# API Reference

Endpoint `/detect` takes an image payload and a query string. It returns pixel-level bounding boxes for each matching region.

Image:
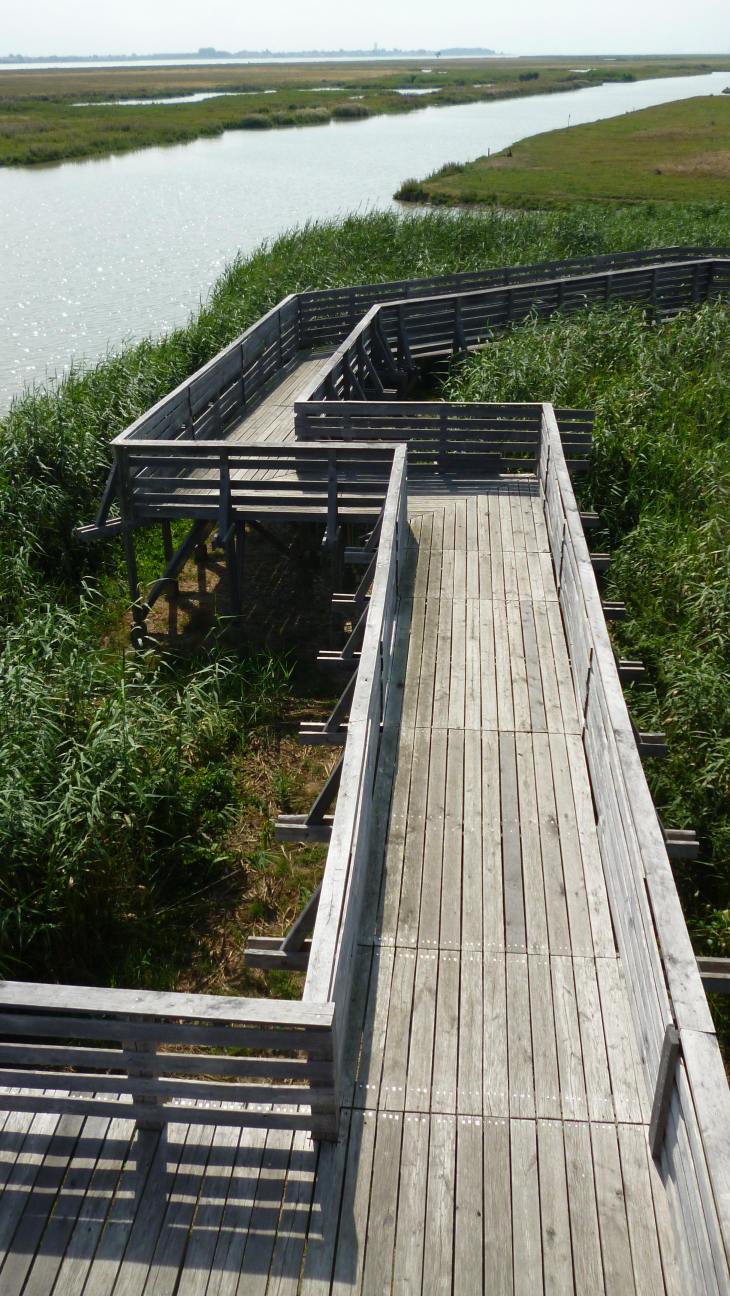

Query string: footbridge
[1,247,730,1293]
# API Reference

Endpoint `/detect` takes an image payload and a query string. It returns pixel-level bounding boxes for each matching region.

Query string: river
[1,69,729,410]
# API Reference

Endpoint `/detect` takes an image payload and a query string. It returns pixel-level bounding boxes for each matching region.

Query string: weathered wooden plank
[591,1121,637,1296]
[455,1116,484,1296]
[462,728,483,952]
[441,729,464,950]
[595,957,646,1126]
[551,956,588,1122]
[537,1119,574,1296]
[432,952,460,1113]
[0,1110,72,1271]
[563,1120,606,1295]
[482,1117,513,1294]
[617,1123,667,1296]
[360,1112,402,1294]
[507,955,535,1120]
[528,955,561,1121]
[479,599,498,730]
[14,1114,114,1296]
[515,733,549,956]
[573,958,614,1123]
[391,1113,430,1295]
[418,727,448,950]
[532,734,572,957]
[482,730,504,953]
[229,1125,295,1295]
[299,1110,349,1296]
[380,949,416,1112]
[424,1114,456,1296]
[501,733,526,954]
[142,1119,218,1296]
[405,951,439,1114]
[396,726,431,948]
[330,1109,377,1296]
[354,946,395,1112]
[511,1120,543,1296]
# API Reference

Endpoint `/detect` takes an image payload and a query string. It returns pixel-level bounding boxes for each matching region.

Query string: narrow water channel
[1,69,729,409]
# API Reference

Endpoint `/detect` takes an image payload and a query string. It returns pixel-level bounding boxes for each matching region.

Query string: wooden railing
[302,445,408,1086]
[117,294,300,446]
[0,446,407,1142]
[539,404,730,1294]
[298,245,730,348]
[0,985,336,1135]
[296,258,730,407]
[296,399,594,475]
[113,440,395,527]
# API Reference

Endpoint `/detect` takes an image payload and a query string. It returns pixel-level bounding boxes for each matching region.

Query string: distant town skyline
[0,0,728,59]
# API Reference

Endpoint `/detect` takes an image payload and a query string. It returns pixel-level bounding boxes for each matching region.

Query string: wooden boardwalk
[0,484,684,1295]
[226,351,330,446]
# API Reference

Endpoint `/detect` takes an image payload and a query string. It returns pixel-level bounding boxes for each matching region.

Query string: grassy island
[2,205,730,1049]
[1,55,729,167]
[396,94,730,208]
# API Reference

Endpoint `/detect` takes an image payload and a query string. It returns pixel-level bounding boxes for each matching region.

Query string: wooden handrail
[296,258,729,408]
[303,445,408,1096]
[539,403,730,1294]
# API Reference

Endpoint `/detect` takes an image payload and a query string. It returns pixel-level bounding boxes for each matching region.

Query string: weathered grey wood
[0,982,332,1026]
[649,1025,682,1158]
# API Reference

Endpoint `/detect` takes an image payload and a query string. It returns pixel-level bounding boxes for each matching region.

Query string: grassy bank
[3,203,730,994]
[2,55,729,167]
[396,95,730,208]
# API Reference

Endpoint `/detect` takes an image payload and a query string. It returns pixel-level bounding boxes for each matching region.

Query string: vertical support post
[651,267,659,316]
[649,1024,681,1158]
[161,521,174,565]
[331,526,345,595]
[325,450,339,550]
[160,521,177,599]
[123,531,145,636]
[439,406,449,477]
[124,1037,164,1131]
[233,520,245,614]
[605,274,612,306]
[453,297,467,355]
[704,262,716,302]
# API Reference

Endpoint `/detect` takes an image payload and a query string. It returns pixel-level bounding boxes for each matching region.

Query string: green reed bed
[2,203,730,987]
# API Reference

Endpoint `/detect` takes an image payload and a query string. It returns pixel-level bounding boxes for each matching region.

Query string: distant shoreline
[0,48,499,67]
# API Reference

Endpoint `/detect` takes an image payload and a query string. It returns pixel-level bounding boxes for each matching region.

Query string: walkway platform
[0,486,682,1295]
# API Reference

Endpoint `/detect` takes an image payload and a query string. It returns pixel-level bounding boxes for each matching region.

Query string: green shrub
[332,103,370,119]
[394,179,431,203]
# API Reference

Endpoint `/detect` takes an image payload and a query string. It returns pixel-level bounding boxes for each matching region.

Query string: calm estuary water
[1,70,729,409]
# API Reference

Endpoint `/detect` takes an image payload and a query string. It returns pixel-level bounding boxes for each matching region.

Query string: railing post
[453,297,467,354]
[649,1024,680,1158]
[326,450,339,550]
[439,407,449,476]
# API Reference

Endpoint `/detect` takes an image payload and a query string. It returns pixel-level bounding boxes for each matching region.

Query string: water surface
[2,69,729,409]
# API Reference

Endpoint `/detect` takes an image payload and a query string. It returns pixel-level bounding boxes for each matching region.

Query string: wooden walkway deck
[226,351,330,446]
[0,483,684,1295]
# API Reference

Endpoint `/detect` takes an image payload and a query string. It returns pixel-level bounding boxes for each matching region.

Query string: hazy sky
[1,0,728,58]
